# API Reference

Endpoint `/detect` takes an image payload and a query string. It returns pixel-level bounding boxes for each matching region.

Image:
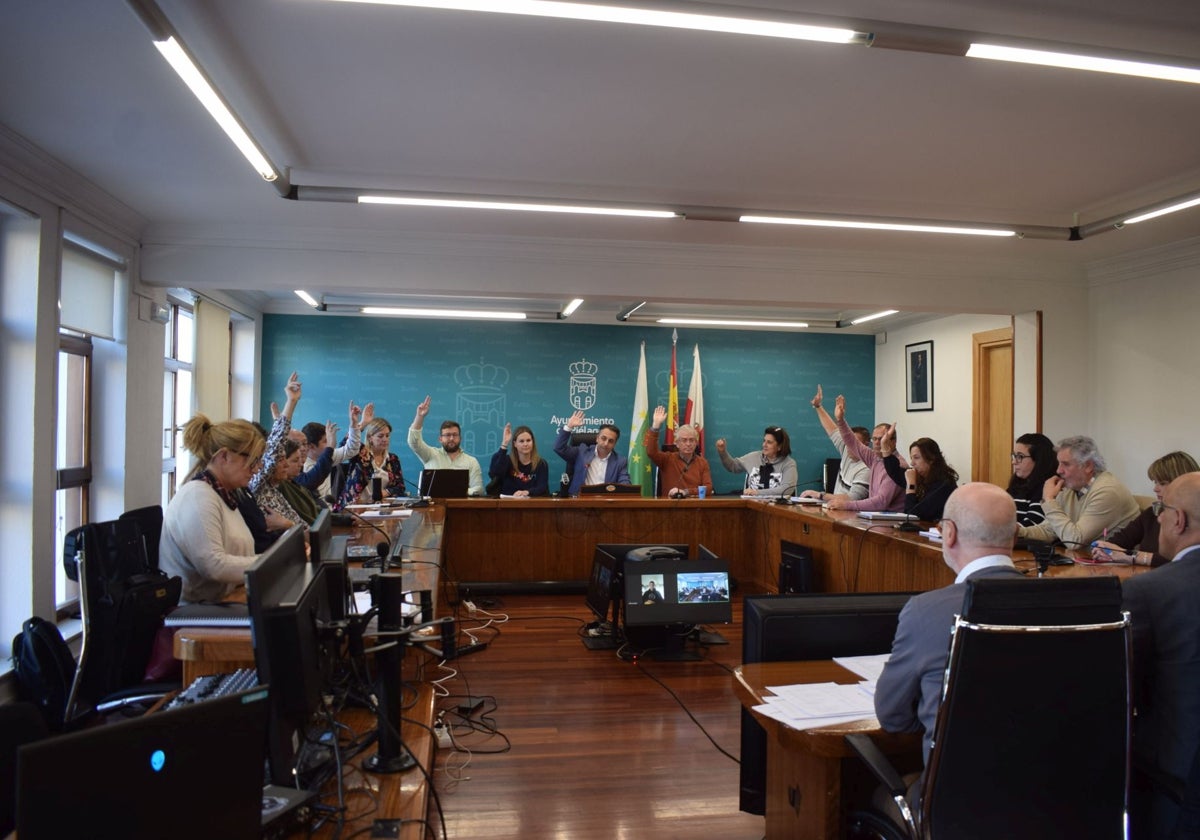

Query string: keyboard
[166,668,259,709]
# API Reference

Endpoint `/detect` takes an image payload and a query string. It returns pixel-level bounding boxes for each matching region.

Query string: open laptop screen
[419,468,470,498]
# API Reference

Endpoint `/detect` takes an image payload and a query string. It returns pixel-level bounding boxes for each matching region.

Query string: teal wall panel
[260,315,877,496]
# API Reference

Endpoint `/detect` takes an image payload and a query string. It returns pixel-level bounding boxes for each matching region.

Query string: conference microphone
[325,494,393,563]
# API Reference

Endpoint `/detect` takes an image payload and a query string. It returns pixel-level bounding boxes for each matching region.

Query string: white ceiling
[2,0,1199,330]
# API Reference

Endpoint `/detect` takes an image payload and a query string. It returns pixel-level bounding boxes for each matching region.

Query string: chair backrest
[921,577,1130,840]
[118,505,163,571]
[823,457,841,494]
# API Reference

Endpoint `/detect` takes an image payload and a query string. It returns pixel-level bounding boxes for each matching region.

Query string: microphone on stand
[325,494,392,566]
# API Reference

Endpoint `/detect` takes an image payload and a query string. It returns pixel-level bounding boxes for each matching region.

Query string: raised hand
[568,409,586,429]
[652,405,667,428]
[812,384,823,409]
[834,395,846,423]
[502,423,512,448]
[715,438,727,454]
[325,420,338,449]
[285,371,301,402]
[270,401,281,421]
[349,401,361,429]
[361,402,375,427]
[416,396,431,418]
[881,423,898,456]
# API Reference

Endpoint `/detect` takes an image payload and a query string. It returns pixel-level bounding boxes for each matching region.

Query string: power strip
[434,722,452,749]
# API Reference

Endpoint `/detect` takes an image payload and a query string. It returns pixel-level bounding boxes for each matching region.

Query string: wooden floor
[424,593,766,840]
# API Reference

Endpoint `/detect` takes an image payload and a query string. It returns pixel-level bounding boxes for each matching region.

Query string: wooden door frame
[972,327,1014,482]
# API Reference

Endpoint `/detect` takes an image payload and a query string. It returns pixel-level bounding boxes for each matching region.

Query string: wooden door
[972,328,1014,485]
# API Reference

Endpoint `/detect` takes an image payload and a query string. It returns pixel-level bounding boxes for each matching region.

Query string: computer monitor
[622,556,732,629]
[737,591,919,816]
[245,525,338,788]
[17,686,269,839]
[307,507,350,619]
[585,546,619,626]
[590,543,689,628]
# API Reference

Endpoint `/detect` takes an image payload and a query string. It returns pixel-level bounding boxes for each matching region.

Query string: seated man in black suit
[1122,470,1200,840]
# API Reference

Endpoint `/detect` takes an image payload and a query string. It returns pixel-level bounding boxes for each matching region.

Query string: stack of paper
[752,681,876,731]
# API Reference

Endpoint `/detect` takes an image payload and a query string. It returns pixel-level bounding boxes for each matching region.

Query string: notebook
[856,511,918,521]
[163,601,251,627]
[418,468,470,498]
[17,687,270,840]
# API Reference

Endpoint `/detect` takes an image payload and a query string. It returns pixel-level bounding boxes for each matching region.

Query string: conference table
[172,495,1143,839]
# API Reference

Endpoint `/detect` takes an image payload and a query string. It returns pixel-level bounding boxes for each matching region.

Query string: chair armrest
[846,732,909,796]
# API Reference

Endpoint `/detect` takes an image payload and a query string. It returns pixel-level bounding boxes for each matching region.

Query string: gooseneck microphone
[325,494,392,564]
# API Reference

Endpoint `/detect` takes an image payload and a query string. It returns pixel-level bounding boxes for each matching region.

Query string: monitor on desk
[587,543,689,635]
[308,507,351,619]
[738,591,920,816]
[245,525,339,788]
[17,686,269,839]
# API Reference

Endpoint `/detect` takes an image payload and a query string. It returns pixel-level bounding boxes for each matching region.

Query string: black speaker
[779,540,814,594]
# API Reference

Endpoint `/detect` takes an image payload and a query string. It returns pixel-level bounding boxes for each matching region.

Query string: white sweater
[160,478,258,603]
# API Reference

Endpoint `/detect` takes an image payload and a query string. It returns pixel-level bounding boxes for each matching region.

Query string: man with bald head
[1122,471,1200,838]
[874,482,1026,766]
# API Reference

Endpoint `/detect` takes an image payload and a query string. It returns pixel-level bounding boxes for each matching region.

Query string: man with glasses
[408,395,485,496]
[875,483,1026,769]
[1017,435,1139,548]
[1122,471,1200,839]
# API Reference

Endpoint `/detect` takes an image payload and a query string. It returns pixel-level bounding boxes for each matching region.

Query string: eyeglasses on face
[1011,452,1031,462]
[1153,501,1177,517]
[440,432,460,439]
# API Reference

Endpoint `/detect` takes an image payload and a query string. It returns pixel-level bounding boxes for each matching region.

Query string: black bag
[62,519,181,706]
[11,616,76,731]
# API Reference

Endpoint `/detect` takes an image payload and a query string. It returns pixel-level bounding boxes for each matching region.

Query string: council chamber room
[2,1,1199,838]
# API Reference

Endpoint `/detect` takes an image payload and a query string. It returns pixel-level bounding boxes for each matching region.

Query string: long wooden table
[733,661,923,840]
[441,497,1144,594]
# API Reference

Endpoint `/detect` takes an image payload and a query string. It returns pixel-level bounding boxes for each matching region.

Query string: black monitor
[585,546,620,625]
[307,507,350,619]
[737,591,919,816]
[245,525,338,788]
[623,556,732,628]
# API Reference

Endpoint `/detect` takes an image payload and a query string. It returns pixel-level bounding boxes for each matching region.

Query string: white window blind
[60,245,118,339]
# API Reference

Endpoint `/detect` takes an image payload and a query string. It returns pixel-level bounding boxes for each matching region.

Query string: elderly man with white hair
[1016,435,1139,548]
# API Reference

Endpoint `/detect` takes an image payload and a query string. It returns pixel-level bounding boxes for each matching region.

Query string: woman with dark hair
[880,426,959,521]
[1092,450,1199,567]
[488,423,549,497]
[1006,432,1059,527]
[715,425,798,497]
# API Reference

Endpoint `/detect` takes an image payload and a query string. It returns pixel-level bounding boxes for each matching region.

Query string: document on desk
[753,681,876,731]
[360,508,414,519]
[833,653,891,685]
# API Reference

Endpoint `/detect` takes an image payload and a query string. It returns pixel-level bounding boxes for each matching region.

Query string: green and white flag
[628,341,653,497]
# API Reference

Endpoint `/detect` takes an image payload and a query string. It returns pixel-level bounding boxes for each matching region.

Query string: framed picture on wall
[905,340,933,411]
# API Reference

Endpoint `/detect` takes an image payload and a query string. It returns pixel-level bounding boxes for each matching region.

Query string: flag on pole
[628,341,654,497]
[683,344,705,454]
[665,328,679,445]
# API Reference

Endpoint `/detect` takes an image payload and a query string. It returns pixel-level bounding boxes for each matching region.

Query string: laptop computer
[579,483,642,495]
[17,687,270,840]
[856,511,918,521]
[418,468,470,498]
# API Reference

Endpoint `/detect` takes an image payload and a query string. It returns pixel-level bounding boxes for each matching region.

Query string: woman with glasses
[715,425,797,497]
[338,417,407,508]
[1091,451,1199,567]
[879,424,959,521]
[161,372,301,602]
[1006,432,1059,527]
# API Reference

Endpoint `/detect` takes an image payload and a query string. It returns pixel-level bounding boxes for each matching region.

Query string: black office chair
[569,431,597,447]
[62,516,182,727]
[118,504,163,571]
[846,576,1131,840]
[823,457,841,494]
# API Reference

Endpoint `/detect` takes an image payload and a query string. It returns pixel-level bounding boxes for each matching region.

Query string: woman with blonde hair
[1092,450,1199,568]
[159,415,267,602]
[338,416,406,507]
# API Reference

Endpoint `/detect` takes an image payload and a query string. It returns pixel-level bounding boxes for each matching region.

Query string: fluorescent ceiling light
[658,317,809,329]
[850,309,899,325]
[740,215,1016,237]
[561,298,584,317]
[361,306,527,320]
[294,290,320,308]
[358,195,677,218]
[153,37,279,180]
[1123,196,1200,225]
[967,43,1200,85]
[326,0,866,44]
